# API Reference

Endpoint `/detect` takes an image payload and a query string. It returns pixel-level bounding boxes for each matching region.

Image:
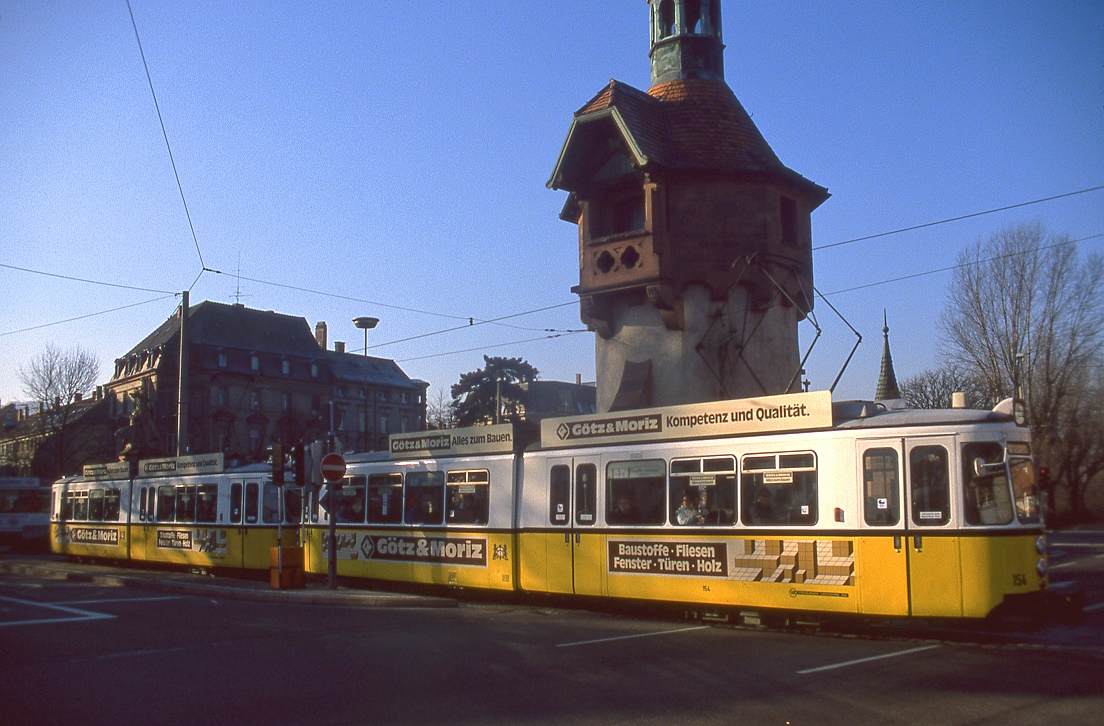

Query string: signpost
[320,453,346,482]
[321,452,346,589]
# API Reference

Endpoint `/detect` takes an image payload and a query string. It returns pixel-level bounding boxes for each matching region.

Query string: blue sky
[2,1,1102,408]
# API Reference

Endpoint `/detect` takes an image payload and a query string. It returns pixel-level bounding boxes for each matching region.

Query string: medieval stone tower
[549,0,829,412]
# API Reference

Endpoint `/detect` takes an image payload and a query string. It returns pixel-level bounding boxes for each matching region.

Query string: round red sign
[320,453,346,482]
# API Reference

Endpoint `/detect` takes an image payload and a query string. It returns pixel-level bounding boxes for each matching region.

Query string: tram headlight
[1036,558,1048,577]
[1035,534,1047,555]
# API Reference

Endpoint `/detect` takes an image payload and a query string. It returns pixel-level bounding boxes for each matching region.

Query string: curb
[0,559,457,609]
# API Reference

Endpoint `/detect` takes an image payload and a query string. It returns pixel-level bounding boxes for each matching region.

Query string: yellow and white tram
[307,391,1047,622]
[51,453,301,571]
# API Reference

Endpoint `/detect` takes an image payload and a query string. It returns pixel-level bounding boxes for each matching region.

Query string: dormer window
[250,355,260,371]
[590,190,645,240]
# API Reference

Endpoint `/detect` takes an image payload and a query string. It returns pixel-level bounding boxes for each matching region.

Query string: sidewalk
[0,554,457,609]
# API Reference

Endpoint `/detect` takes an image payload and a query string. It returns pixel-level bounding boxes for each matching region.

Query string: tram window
[103,489,121,522]
[549,465,570,526]
[60,492,74,521]
[196,484,218,523]
[74,491,89,521]
[157,486,176,522]
[230,483,243,524]
[606,459,665,526]
[910,445,950,526]
[367,473,403,524]
[146,487,156,522]
[245,483,259,524]
[740,451,818,526]
[862,448,900,526]
[669,456,736,526]
[88,489,105,522]
[961,442,1014,526]
[176,486,198,523]
[446,470,489,525]
[575,463,597,526]
[262,482,281,524]
[1010,457,1041,524]
[405,471,444,525]
[334,476,366,524]
[283,487,302,524]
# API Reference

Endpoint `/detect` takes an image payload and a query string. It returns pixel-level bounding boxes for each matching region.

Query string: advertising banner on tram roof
[540,391,833,448]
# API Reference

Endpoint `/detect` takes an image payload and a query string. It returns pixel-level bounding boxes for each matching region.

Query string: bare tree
[426,387,458,430]
[18,344,101,476]
[939,223,1104,521]
[900,365,987,410]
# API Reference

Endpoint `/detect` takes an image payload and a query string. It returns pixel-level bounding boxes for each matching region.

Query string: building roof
[125,301,319,359]
[328,351,427,390]
[875,313,902,401]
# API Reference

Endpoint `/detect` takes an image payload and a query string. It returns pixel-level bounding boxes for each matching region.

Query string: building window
[218,353,227,368]
[251,355,260,371]
[310,363,318,378]
[592,189,645,240]
[401,392,409,404]
[250,391,261,411]
[282,393,291,412]
[780,196,798,248]
[336,386,346,397]
[281,360,290,375]
[401,415,408,433]
[380,389,389,402]
[380,414,389,434]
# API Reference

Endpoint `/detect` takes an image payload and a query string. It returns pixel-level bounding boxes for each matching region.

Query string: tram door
[230,480,262,569]
[904,437,963,617]
[855,440,909,616]
[545,458,601,596]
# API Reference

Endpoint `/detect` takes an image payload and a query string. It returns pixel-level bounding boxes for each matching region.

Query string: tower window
[658,0,675,38]
[686,0,702,34]
[591,191,645,240]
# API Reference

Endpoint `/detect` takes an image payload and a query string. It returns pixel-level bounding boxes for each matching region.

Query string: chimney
[335,341,346,354]
[315,322,328,350]
[576,373,582,385]
[951,392,967,409]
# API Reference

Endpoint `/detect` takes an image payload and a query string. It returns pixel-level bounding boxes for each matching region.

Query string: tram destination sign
[390,423,514,459]
[82,461,131,481]
[138,452,225,478]
[541,391,833,448]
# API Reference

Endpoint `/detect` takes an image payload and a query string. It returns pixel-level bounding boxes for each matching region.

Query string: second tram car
[0,477,50,550]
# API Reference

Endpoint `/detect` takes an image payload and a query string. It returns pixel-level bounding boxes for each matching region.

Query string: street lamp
[352,316,379,355]
[352,316,379,450]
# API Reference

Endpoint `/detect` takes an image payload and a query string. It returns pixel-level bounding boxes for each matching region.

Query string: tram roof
[831,400,1016,430]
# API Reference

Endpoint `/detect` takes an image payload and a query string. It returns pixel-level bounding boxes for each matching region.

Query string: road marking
[1084,601,1104,613]
[557,625,710,648]
[1052,543,1104,549]
[0,594,115,627]
[59,596,183,605]
[796,645,940,675]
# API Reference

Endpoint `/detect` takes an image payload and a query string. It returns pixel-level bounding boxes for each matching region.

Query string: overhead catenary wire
[812,184,1104,252]
[126,0,206,283]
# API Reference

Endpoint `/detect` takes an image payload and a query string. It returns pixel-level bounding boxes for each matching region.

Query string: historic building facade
[105,301,427,464]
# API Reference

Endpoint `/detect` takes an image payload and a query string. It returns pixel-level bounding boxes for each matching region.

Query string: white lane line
[0,594,115,627]
[797,645,940,675]
[1084,601,1104,613]
[557,625,710,648]
[59,596,183,605]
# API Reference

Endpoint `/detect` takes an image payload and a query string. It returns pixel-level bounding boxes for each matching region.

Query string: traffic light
[269,443,285,486]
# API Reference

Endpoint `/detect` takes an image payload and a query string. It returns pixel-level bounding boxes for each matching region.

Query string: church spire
[649,0,726,85]
[875,310,901,401]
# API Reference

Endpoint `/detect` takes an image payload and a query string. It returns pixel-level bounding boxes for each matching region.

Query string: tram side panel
[520,438,864,615]
[51,477,132,562]
[307,455,518,591]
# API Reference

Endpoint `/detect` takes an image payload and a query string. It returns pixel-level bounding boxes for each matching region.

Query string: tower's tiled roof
[563,78,826,202]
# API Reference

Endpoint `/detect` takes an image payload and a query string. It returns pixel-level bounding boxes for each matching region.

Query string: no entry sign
[320,453,346,482]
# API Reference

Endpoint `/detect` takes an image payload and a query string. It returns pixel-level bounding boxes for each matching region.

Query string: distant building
[0,392,115,479]
[519,379,597,423]
[104,301,427,464]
